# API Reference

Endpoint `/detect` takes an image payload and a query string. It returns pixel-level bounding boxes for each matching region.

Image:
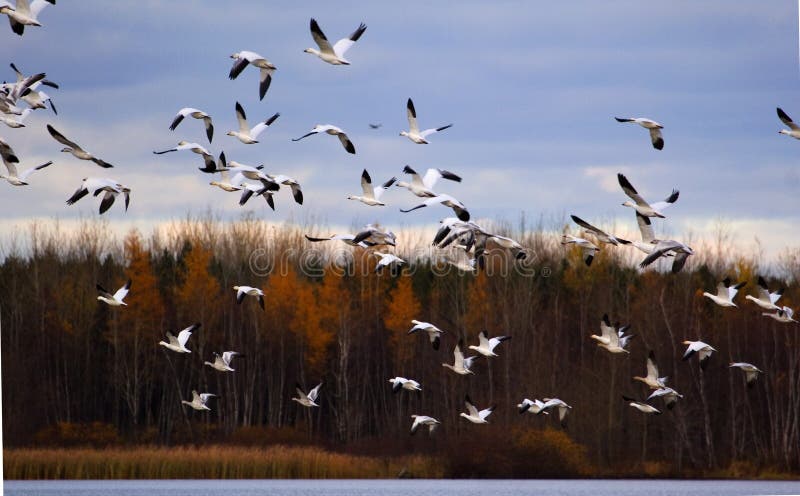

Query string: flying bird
[590,314,631,355]
[347,169,396,206]
[622,395,661,415]
[468,330,511,357]
[776,107,800,139]
[292,382,322,407]
[396,165,462,198]
[561,233,600,267]
[47,124,114,168]
[702,277,746,308]
[762,306,797,323]
[442,338,476,375]
[460,395,495,424]
[570,215,629,246]
[729,362,764,388]
[541,398,572,427]
[373,252,405,273]
[229,51,276,100]
[615,116,664,149]
[646,387,683,410]
[1,0,55,36]
[682,339,716,369]
[639,239,694,273]
[182,390,216,411]
[745,276,784,311]
[410,415,440,435]
[233,285,265,310]
[227,102,280,144]
[388,377,421,393]
[96,279,131,307]
[304,18,367,65]
[617,173,679,219]
[517,398,550,415]
[0,137,52,185]
[169,108,214,143]
[401,194,470,221]
[158,323,200,354]
[204,351,241,372]
[408,320,445,350]
[292,124,355,154]
[633,351,668,390]
[66,177,130,214]
[400,98,452,144]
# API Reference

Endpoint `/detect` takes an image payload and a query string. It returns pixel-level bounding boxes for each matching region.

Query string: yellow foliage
[383,276,421,361]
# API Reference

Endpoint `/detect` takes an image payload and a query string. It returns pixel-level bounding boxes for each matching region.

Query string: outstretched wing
[406,98,419,133]
[46,124,82,150]
[333,22,367,57]
[309,18,335,55]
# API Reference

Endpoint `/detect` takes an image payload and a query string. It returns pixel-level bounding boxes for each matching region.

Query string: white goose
[304,233,373,248]
[169,108,214,143]
[352,225,397,247]
[729,362,764,388]
[703,277,746,308]
[639,239,694,273]
[541,398,572,427]
[682,340,716,369]
[347,169,396,206]
[265,174,303,205]
[762,306,797,324]
[570,215,629,246]
[410,415,440,435]
[468,330,511,358]
[460,395,495,424]
[233,285,264,310]
[561,233,600,266]
[0,108,32,128]
[400,98,452,144]
[388,377,421,393]
[2,0,54,36]
[622,395,661,415]
[182,390,216,411]
[0,138,52,185]
[618,173,679,219]
[396,165,462,198]
[615,117,664,149]
[292,124,355,154]
[517,398,549,415]
[304,18,366,65]
[47,124,114,168]
[293,382,322,407]
[66,177,130,214]
[227,102,280,144]
[401,194,470,221]
[442,338,476,375]
[745,276,783,311]
[373,252,405,273]
[158,323,200,353]
[777,108,800,139]
[96,279,131,307]
[646,387,683,410]
[633,350,668,390]
[229,51,276,100]
[590,314,631,354]
[408,320,444,350]
[204,351,241,372]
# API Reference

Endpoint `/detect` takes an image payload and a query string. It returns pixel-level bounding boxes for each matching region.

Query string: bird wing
[424,168,461,189]
[360,169,374,198]
[229,57,249,80]
[113,279,131,301]
[309,18,335,55]
[337,132,355,154]
[420,124,452,138]
[479,406,495,421]
[258,68,273,100]
[646,351,659,379]
[402,165,426,189]
[98,191,117,214]
[777,108,799,130]
[635,212,655,242]
[373,177,397,200]
[453,339,465,368]
[30,0,51,18]
[617,173,649,206]
[250,113,280,139]
[649,190,680,212]
[570,215,607,239]
[46,124,82,150]
[169,111,186,131]
[464,395,480,418]
[406,98,419,134]
[489,336,511,350]
[477,330,490,349]
[308,383,322,402]
[177,323,200,347]
[333,22,367,57]
[221,351,238,366]
[0,137,19,168]
[671,252,690,273]
[234,101,250,134]
[716,279,731,299]
[199,393,215,403]
[649,128,664,150]
[96,284,114,299]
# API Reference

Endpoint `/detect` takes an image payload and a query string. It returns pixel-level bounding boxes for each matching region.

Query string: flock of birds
[1,3,798,435]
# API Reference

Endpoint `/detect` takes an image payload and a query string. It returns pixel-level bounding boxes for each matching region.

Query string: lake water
[4,479,800,496]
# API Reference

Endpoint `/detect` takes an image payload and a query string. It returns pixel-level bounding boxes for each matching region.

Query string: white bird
[396,165,462,198]
[66,177,130,214]
[292,382,322,407]
[561,233,600,267]
[304,233,372,248]
[347,169,396,206]
[401,194,470,221]
[2,0,54,36]
[729,362,764,388]
[408,320,445,350]
[703,277,747,308]
[590,314,631,354]
[204,351,241,372]
[622,395,661,415]
[618,173,679,220]
[646,387,683,410]
[400,98,452,144]
[777,108,800,139]
[169,107,214,143]
[47,124,114,168]
[460,395,495,424]
[627,209,668,256]
[639,239,694,273]
[440,248,477,273]
[410,415,440,435]
[265,173,303,205]
[570,215,629,246]
[762,306,798,324]
[615,117,664,150]
[541,398,572,427]
[158,323,200,354]
[182,390,216,411]
[0,137,52,185]
[233,285,264,310]
[682,340,716,369]
[745,276,784,311]
[468,330,511,357]
[0,108,32,128]
[388,377,421,393]
[352,225,397,247]
[238,182,277,209]
[517,398,550,415]
[229,50,276,100]
[153,140,210,157]
[227,102,280,144]
[304,18,366,65]
[373,252,405,273]
[442,338,476,375]
[633,350,668,390]
[292,124,355,154]
[96,279,131,307]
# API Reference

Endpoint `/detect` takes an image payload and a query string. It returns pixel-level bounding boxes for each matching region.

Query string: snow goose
[182,390,216,411]
[615,117,664,149]
[618,173,679,219]
[570,215,629,246]
[153,140,210,157]
[66,177,130,214]
[703,277,746,308]
[622,395,661,415]
[541,398,572,427]
[396,165,461,198]
[460,395,495,424]
[304,233,372,248]
[238,182,276,210]
[0,108,32,128]
[225,161,280,191]
[352,225,397,247]
[590,314,631,354]
[47,124,114,168]
[682,340,716,369]
[158,323,200,353]
[401,194,470,221]
[233,285,264,310]
[96,279,131,307]
[304,18,366,65]
[518,398,549,415]
[209,159,246,193]
[561,233,600,266]
[293,382,322,407]
[442,338,476,375]
[348,169,396,206]
[472,233,528,268]
[227,102,280,144]
[468,330,511,357]
[229,51,276,100]
[373,251,405,273]
[169,107,214,143]
[433,218,483,247]
[400,98,452,144]
[205,351,241,372]
[388,377,421,393]
[633,351,668,390]
[639,239,693,273]
[762,306,797,323]
[2,0,54,35]
[265,173,303,205]
[745,276,783,311]
[646,387,683,410]
[0,138,52,185]
[410,415,440,435]
[777,108,800,139]
[729,362,763,388]
[21,87,55,114]
[408,320,444,350]
[292,124,355,154]
[440,248,477,273]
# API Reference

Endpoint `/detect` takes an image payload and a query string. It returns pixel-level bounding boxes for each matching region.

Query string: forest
[1,215,799,478]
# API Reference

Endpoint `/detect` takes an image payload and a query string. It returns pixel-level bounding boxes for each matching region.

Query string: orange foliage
[176,245,221,325]
[117,230,165,342]
[465,272,493,331]
[383,276,421,361]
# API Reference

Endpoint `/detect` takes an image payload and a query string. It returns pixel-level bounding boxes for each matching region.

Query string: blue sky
[1,1,798,260]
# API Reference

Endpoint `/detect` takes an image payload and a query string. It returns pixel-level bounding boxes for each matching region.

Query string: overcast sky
[1,1,798,260]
